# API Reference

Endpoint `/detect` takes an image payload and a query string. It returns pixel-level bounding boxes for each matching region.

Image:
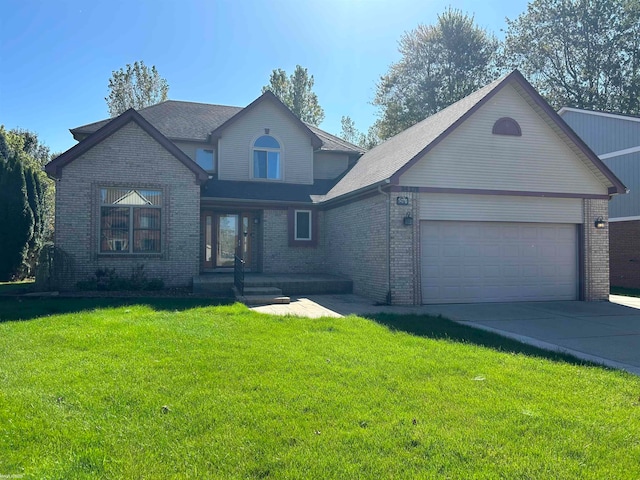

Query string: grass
[1,298,639,479]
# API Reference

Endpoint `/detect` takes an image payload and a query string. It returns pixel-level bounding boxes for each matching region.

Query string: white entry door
[421,221,578,304]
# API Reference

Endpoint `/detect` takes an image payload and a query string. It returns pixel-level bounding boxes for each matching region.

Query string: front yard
[0,297,638,479]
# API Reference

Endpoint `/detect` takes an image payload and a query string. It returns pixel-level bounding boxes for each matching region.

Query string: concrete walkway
[252,294,640,375]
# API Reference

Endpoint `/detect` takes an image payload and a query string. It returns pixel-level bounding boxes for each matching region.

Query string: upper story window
[100,188,162,254]
[196,148,215,172]
[492,117,522,136]
[253,135,281,180]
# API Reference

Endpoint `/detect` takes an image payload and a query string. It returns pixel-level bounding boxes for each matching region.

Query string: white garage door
[421,221,578,304]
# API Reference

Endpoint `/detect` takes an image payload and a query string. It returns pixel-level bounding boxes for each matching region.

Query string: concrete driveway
[252,294,640,375]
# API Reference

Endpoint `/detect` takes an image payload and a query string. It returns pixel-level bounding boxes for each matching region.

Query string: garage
[421,220,578,304]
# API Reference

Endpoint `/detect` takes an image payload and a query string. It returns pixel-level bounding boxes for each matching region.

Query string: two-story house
[46,71,624,304]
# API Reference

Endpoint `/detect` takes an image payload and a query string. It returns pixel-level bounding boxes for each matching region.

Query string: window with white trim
[100,188,162,253]
[253,135,281,179]
[196,148,215,172]
[294,210,312,241]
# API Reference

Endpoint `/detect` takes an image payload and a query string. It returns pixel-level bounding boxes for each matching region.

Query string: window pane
[296,211,311,240]
[101,188,161,206]
[196,149,215,171]
[134,230,161,253]
[101,207,130,252]
[135,208,160,229]
[254,135,280,148]
[267,151,280,179]
[254,150,267,178]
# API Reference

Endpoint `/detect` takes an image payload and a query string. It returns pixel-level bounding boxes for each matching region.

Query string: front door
[202,211,253,270]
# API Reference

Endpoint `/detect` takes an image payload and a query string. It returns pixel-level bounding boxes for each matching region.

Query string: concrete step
[233,286,290,305]
[240,295,291,306]
[243,286,283,296]
[193,273,353,296]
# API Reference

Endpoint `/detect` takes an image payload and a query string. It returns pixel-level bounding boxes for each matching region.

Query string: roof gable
[398,83,610,195]
[46,109,209,183]
[324,70,625,201]
[209,91,323,150]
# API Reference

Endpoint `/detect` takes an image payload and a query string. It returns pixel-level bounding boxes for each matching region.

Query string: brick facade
[54,121,200,289]
[609,220,640,289]
[582,199,610,300]
[324,194,389,303]
[52,124,613,304]
[261,209,326,273]
[389,192,420,305]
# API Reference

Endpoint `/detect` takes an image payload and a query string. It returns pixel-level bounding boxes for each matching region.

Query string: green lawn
[1,298,639,479]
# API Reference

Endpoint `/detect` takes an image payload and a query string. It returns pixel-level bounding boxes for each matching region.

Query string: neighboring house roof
[558,107,640,123]
[323,70,626,201]
[201,178,339,204]
[70,95,363,154]
[559,107,640,159]
[45,108,210,183]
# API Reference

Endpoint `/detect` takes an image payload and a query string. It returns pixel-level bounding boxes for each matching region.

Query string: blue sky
[1,0,529,155]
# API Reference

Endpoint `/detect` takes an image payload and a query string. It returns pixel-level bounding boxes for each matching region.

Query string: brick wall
[261,209,326,273]
[54,121,201,289]
[389,192,420,305]
[324,193,389,303]
[609,220,640,289]
[583,199,610,300]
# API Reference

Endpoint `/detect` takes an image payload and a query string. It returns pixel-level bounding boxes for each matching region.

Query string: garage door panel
[421,221,577,304]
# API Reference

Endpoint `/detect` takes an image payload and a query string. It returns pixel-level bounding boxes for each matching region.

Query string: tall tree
[106,61,169,117]
[0,127,54,279]
[503,0,640,114]
[338,116,380,150]
[373,8,500,140]
[0,151,33,280]
[262,65,325,125]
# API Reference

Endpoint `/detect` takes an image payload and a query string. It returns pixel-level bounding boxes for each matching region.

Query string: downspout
[378,181,392,304]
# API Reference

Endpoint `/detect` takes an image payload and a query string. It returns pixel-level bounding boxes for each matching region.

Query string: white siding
[313,152,349,179]
[218,100,314,184]
[173,141,213,161]
[400,84,607,195]
[419,193,583,223]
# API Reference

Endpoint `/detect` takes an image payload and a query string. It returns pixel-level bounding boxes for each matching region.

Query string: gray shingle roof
[71,100,363,154]
[306,124,366,153]
[71,101,243,141]
[322,75,508,201]
[201,178,339,203]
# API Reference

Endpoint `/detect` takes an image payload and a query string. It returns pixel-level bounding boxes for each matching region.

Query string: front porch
[192,273,353,297]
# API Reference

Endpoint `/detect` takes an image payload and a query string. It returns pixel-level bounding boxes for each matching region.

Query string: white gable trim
[600,145,640,160]
[609,215,640,222]
[558,107,640,124]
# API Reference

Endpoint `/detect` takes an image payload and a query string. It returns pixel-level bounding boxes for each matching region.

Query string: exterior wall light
[594,217,606,229]
[403,212,413,226]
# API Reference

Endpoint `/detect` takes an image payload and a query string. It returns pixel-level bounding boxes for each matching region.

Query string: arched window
[492,117,522,136]
[253,135,281,179]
